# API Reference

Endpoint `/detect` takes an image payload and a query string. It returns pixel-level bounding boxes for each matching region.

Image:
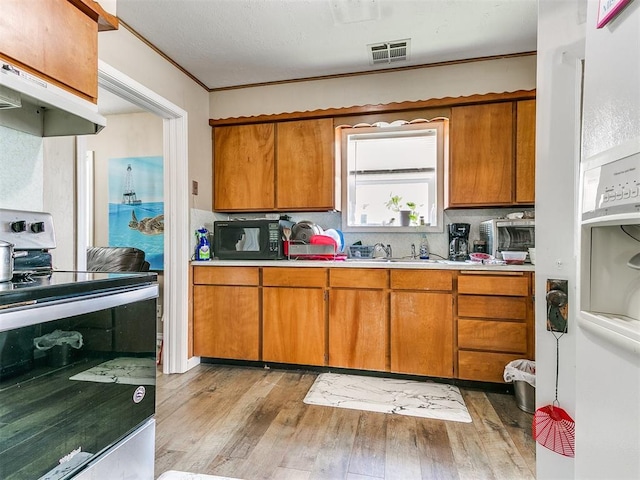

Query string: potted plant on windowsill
[406,202,422,226]
[385,194,421,227]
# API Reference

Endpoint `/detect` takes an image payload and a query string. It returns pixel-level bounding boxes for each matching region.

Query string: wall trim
[209,89,536,127]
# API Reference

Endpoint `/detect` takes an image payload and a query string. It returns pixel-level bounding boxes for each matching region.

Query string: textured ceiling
[114,0,538,91]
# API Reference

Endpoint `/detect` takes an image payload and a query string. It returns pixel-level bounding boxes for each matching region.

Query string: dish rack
[286,240,346,260]
[348,245,375,259]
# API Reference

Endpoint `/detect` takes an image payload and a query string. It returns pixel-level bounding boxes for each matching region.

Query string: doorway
[77,61,194,374]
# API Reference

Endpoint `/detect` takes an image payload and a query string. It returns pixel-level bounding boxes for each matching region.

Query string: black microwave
[213,219,293,260]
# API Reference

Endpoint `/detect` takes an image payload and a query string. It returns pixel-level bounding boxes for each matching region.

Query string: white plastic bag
[34,330,83,350]
[503,359,536,387]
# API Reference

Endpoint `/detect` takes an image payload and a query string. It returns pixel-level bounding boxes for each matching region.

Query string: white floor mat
[303,373,472,423]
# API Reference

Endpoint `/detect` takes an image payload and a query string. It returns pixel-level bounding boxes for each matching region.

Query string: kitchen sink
[346,257,441,264]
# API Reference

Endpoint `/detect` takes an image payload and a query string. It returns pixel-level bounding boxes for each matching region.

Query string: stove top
[0,271,157,308]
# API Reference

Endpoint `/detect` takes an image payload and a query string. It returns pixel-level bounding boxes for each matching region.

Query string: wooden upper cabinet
[515,99,536,204]
[449,102,514,206]
[213,123,276,211]
[0,0,102,102]
[213,118,337,211]
[276,118,337,210]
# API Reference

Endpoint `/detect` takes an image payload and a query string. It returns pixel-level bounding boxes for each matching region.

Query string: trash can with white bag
[504,359,536,413]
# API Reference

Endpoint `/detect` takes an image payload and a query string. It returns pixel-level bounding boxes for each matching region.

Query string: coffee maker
[448,223,470,261]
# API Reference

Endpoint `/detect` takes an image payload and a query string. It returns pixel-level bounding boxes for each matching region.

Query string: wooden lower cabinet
[262,287,326,366]
[390,270,454,377]
[328,268,388,371]
[458,351,524,384]
[193,285,260,360]
[193,267,261,360]
[456,272,533,383]
[390,291,453,377]
[191,266,533,384]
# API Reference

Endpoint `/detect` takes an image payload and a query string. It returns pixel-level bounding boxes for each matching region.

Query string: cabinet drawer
[458,274,529,296]
[458,295,527,320]
[390,270,453,291]
[193,266,259,286]
[458,319,527,353]
[262,267,327,287]
[330,268,387,289]
[458,351,524,383]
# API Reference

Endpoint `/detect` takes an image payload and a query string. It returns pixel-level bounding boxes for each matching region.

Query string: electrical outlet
[156,304,163,319]
[191,180,198,195]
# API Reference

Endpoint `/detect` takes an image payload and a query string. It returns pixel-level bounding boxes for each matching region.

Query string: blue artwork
[108,156,164,270]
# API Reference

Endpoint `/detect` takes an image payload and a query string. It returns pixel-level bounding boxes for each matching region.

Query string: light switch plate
[191,180,198,195]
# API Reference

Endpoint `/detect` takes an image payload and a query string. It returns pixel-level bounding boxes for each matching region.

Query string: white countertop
[192,258,535,272]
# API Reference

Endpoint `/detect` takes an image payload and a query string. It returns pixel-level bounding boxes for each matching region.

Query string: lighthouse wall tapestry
[108,156,164,270]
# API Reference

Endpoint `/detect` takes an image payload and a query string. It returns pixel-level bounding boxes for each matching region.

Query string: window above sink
[339,118,448,233]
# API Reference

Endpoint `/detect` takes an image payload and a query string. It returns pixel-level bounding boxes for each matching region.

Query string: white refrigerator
[576,0,640,478]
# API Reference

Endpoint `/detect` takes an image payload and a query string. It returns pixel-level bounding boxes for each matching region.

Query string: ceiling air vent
[368,39,410,65]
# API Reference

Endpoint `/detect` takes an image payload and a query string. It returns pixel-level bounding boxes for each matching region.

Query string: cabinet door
[390,291,453,377]
[515,99,536,204]
[449,103,513,206]
[0,0,98,101]
[263,287,326,366]
[213,123,275,211]
[193,285,260,360]
[329,289,387,371]
[276,118,336,210]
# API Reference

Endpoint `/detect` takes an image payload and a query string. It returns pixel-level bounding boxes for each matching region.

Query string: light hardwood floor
[155,364,535,480]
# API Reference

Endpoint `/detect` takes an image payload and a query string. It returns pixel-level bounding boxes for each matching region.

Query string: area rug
[69,357,155,385]
[157,472,241,480]
[303,373,472,423]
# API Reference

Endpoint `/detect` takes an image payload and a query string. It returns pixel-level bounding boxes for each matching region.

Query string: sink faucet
[373,243,393,258]
[411,243,417,259]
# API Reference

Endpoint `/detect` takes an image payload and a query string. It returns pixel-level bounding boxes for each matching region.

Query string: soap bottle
[419,234,430,260]
[195,226,211,261]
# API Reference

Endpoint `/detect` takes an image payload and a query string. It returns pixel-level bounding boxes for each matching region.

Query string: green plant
[406,201,420,224]
[385,194,403,213]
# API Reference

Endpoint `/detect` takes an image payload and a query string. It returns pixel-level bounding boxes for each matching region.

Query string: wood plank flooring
[155,364,535,480]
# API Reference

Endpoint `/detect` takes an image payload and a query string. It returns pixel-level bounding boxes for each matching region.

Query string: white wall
[84,112,163,245]
[535,1,586,478]
[210,55,536,118]
[209,55,538,259]
[97,26,212,209]
[43,137,76,269]
[0,127,43,211]
[0,128,76,269]
[0,126,44,211]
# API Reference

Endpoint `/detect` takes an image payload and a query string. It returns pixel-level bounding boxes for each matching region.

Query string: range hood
[0,61,106,137]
